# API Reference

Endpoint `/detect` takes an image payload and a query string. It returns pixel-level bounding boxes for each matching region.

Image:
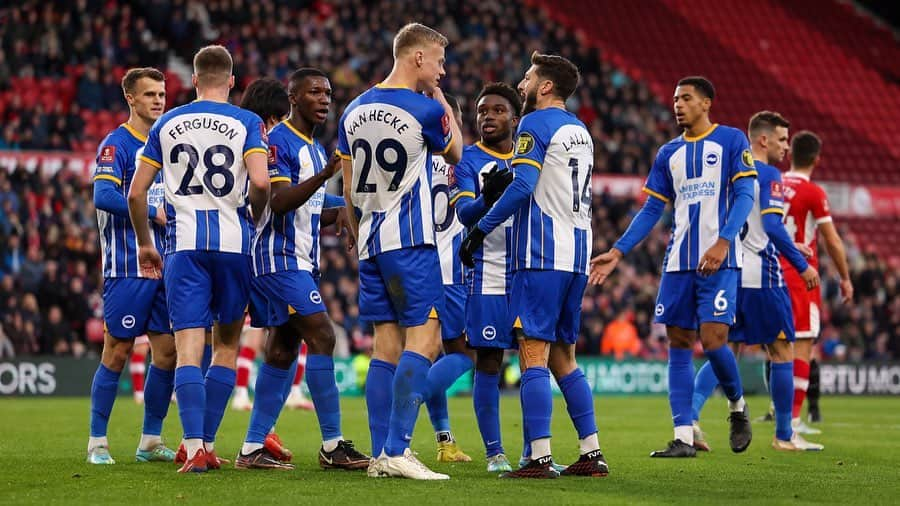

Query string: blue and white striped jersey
[450,142,514,294]
[432,155,466,285]
[510,108,593,275]
[253,120,342,277]
[337,85,453,260]
[643,124,757,272]
[94,124,166,278]
[140,100,268,256]
[741,161,786,289]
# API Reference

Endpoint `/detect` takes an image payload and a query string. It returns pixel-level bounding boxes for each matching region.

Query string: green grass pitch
[1,395,898,505]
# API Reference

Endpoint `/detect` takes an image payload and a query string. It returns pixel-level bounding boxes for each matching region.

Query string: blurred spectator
[601,309,642,360]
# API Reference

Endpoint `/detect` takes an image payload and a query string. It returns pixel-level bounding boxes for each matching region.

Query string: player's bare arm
[246,151,271,226]
[270,152,342,215]
[430,86,463,164]
[127,160,163,278]
[819,220,853,303]
[341,157,359,239]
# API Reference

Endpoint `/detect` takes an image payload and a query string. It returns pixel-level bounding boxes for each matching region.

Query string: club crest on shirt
[516,132,535,155]
[741,149,754,169]
[100,145,116,163]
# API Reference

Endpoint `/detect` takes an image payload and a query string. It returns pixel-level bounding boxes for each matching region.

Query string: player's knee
[768,340,793,363]
[519,338,549,369]
[264,327,299,368]
[476,349,503,375]
[102,338,133,371]
[444,335,469,355]
[699,323,729,350]
[304,326,335,356]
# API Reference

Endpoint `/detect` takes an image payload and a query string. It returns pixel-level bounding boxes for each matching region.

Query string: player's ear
[191,74,198,89]
[228,75,235,90]
[415,50,424,68]
[511,115,520,130]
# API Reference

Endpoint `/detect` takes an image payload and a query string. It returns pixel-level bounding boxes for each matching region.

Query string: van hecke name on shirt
[346,109,409,136]
[168,117,240,140]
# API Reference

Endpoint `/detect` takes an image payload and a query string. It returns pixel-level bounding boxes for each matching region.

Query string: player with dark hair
[781,130,853,436]
[590,75,754,458]
[235,68,369,471]
[423,92,475,464]
[128,45,271,473]
[690,111,823,451]
[339,22,462,480]
[87,67,176,465]
[450,82,522,473]
[460,53,608,478]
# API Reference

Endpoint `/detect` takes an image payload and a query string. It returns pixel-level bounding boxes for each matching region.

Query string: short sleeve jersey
[140,100,268,255]
[337,85,452,260]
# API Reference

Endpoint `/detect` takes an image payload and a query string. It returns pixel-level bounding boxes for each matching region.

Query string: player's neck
[790,166,813,176]
[751,146,768,164]
[481,137,513,156]
[126,113,153,138]
[380,67,417,92]
[195,87,230,103]
[683,118,713,139]
[286,114,314,139]
[536,96,566,111]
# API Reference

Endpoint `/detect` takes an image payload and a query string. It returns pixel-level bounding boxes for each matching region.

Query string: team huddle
[85,22,852,480]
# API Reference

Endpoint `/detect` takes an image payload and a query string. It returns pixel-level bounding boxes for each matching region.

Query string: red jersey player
[779,131,853,435]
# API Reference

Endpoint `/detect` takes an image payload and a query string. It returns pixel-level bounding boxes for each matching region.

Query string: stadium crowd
[0,0,896,362]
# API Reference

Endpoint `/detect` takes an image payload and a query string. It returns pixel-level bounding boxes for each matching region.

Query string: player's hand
[138,244,163,279]
[323,152,342,179]
[795,242,813,258]
[428,85,445,102]
[480,164,514,206]
[840,278,854,304]
[151,206,166,227]
[800,266,820,291]
[589,249,622,285]
[698,238,729,276]
[335,208,356,251]
[459,226,487,268]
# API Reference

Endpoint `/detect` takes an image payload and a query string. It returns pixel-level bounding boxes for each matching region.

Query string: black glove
[459,226,487,268]
[480,164,514,206]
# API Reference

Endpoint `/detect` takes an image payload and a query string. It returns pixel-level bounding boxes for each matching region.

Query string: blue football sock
[520,367,553,447]
[142,365,174,436]
[771,361,794,441]
[203,365,235,443]
[201,344,212,376]
[282,358,299,405]
[365,358,395,456]
[473,370,503,458]
[174,365,205,440]
[691,361,718,422]
[384,351,431,457]
[668,347,694,428]
[559,368,597,439]
[521,417,532,459]
[306,354,342,441]
[89,364,121,438]
[425,352,473,433]
[705,344,744,402]
[245,363,290,444]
